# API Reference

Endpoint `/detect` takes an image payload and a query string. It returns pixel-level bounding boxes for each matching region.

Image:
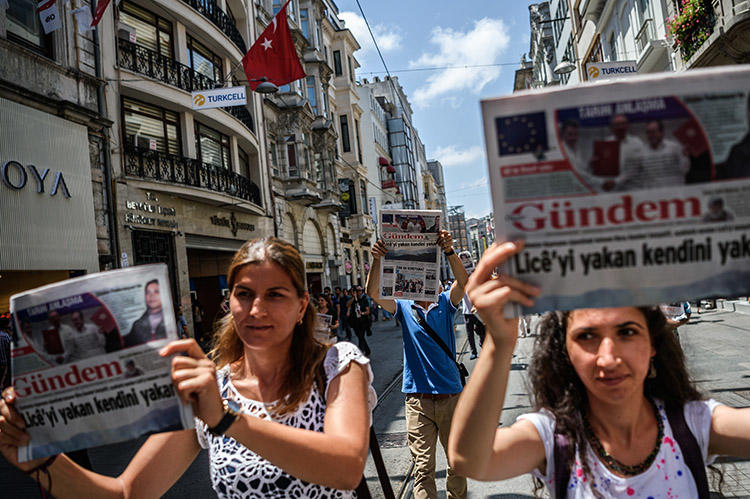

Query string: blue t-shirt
[395,291,462,394]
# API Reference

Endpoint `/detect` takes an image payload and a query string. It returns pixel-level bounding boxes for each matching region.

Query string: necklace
[584,398,664,476]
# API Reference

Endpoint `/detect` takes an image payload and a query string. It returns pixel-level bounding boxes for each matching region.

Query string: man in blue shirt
[366,230,469,499]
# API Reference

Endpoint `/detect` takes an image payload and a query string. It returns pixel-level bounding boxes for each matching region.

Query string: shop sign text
[1,160,71,198]
[210,212,254,237]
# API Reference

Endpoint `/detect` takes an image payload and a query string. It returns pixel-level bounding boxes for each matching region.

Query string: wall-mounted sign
[125,196,177,228]
[1,160,71,198]
[586,61,638,81]
[306,261,323,271]
[210,212,255,237]
[192,86,247,110]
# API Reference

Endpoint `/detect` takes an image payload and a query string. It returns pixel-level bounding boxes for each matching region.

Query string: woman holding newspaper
[448,240,750,498]
[0,237,376,498]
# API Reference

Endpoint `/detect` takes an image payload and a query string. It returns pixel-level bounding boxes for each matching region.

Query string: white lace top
[195,342,377,498]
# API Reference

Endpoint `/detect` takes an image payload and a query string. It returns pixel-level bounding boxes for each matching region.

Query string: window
[122,97,181,155]
[360,180,368,215]
[333,50,342,76]
[321,81,330,117]
[608,32,618,61]
[187,36,223,84]
[238,147,251,179]
[120,1,173,57]
[340,115,351,153]
[269,137,280,176]
[286,135,298,176]
[6,0,54,58]
[315,22,322,49]
[195,122,232,169]
[306,76,318,115]
[348,56,355,82]
[355,119,362,163]
[300,8,310,40]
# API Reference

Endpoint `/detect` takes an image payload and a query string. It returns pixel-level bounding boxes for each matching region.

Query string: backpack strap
[410,305,466,385]
[664,403,710,499]
[553,431,571,499]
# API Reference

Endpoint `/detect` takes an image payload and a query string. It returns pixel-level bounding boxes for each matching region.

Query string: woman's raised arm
[448,241,547,481]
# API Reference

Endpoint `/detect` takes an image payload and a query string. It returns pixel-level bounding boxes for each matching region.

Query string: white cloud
[431,145,483,168]
[410,18,510,108]
[339,11,401,57]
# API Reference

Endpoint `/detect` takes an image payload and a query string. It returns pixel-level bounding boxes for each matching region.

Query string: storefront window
[195,122,232,169]
[119,1,173,57]
[187,36,223,84]
[6,0,54,58]
[122,97,181,155]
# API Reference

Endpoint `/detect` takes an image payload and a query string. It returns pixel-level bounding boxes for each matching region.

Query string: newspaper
[379,209,442,301]
[314,313,334,344]
[482,65,750,315]
[10,265,194,461]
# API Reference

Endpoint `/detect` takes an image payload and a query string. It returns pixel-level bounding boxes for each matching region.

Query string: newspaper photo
[379,209,442,301]
[314,313,334,344]
[10,264,194,461]
[482,65,750,315]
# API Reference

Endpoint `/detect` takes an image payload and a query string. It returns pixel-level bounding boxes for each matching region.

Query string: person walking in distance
[366,230,470,499]
[346,287,371,356]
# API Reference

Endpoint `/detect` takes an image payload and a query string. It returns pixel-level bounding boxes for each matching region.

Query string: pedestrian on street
[461,294,485,360]
[340,288,353,341]
[366,230,470,499]
[449,240,750,498]
[346,286,371,356]
[0,237,376,498]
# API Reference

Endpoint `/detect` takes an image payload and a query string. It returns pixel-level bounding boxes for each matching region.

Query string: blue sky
[336,0,536,219]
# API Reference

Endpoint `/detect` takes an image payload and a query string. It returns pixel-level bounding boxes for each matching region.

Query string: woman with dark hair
[0,237,376,498]
[448,241,750,498]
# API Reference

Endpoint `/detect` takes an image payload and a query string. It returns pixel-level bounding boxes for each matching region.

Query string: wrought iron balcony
[118,38,218,92]
[224,105,255,134]
[181,0,247,53]
[124,143,261,206]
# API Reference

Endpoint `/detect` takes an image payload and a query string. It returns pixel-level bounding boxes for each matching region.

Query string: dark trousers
[465,314,485,355]
[342,316,352,340]
[353,321,371,356]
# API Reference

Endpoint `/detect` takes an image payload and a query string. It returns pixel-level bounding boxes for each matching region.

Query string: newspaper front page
[379,209,442,301]
[10,265,194,461]
[482,65,750,315]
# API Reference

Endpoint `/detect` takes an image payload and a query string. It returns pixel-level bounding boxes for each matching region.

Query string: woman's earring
[648,358,657,379]
[297,317,303,326]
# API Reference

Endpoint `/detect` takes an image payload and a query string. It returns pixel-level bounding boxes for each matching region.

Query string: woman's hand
[0,387,47,472]
[372,240,387,259]
[437,230,453,253]
[160,340,224,428]
[466,241,540,347]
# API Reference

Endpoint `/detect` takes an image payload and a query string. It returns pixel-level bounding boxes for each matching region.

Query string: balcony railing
[124,144,261,206]
[635,18,657,54]
[119,38,218,92]
[181,0,247,53]
[224,105,254,133]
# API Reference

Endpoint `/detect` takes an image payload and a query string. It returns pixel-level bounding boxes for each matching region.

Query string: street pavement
[4,307,750,497]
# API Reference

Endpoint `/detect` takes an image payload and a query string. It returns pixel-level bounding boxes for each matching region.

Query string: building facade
[1,1,114,314]
[108,0,273,334]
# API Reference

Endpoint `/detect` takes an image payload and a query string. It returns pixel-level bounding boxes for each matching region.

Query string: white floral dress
[195,342,377,498]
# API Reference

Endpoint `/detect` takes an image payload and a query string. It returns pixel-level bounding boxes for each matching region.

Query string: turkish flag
[242,0,305,91]
[90,0,111,28]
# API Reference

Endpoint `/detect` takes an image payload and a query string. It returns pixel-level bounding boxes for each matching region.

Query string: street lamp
[553,56,576,75]
[249,77,279,94]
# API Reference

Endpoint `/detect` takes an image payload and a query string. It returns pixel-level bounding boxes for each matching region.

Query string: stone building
[109,0,273,333]
[0,1,114,313]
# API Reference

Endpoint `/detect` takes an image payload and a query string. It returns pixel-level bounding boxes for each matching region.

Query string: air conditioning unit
[135,134,153,150]
[118,22,136,43]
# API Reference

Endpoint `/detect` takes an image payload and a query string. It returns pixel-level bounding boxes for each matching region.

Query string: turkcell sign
[191,86,247,110]
[586,61,638,81]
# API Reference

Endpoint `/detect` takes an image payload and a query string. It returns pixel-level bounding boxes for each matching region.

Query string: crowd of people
[1,232,750,499]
